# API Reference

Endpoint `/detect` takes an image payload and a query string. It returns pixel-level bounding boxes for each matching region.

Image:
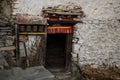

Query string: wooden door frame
[65,32,73,72]
[45,26,73,72]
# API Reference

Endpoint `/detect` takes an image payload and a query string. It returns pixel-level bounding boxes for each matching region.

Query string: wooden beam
[0,46,15,51]
[44,11,82,16]
[17,23,48,26]
[15,24,20,60]
[19,32,47,35]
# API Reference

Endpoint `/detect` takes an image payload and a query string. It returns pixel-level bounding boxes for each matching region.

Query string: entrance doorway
[45,34,66,71]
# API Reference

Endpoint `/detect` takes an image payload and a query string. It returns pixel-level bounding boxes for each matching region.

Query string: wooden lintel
[19,32,47,35]
[44,11,82,16]
[17,23,48,26]
[48,20,82,24]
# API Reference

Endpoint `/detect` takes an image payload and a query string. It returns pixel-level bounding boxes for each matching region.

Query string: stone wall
[0,0,14,68]
[13,0,120,68]
[0,0,12,18]
[72,19,120,68]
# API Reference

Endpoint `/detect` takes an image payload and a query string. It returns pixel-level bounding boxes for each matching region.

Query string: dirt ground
[52,64,120,80]
[79,66,120,80]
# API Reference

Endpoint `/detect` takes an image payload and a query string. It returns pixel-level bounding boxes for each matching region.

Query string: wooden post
[34,26,47,66]
[66,33,72,72]
[15,24,20,61]
[43,26,47,66]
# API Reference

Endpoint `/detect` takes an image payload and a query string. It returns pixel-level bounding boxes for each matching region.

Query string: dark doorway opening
[45,34,66,71]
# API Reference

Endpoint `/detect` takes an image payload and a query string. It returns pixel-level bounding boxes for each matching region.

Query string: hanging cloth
[47,26,72,34]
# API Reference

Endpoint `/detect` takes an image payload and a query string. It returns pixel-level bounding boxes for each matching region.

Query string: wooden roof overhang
[43,12,82,34]
[43,11,83,26]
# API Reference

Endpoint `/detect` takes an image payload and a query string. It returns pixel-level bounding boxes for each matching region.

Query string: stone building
[0,0,120,80]
[13,0,120,68]
[0,0,15,68]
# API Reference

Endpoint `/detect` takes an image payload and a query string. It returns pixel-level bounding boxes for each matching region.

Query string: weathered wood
[19,32,47,35]
[48,20,82,24]
[35,34,47,66]
[22,41,29,67]
[42,4,84,19]
[19,35,28,42]
[44,11,83,16]
[66,33,72,72]
[15,24,20,60]
[17,23,48,26]
[19,24,48,33]
[0,46,15,51]
[0,27,11,29]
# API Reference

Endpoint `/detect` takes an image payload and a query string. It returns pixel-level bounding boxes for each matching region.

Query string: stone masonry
[13,0,120,68]
[73,19,120,68]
